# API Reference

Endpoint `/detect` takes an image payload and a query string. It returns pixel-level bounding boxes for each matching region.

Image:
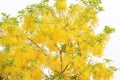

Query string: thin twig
[62,64,69,73]
[25,35,46,56]
[59,50,63,73]
[26,36,41,48]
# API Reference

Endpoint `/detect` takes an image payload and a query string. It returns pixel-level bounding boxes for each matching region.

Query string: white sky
[0,0,120,80]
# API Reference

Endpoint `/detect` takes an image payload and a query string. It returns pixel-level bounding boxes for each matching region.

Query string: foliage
[0,0,116,80]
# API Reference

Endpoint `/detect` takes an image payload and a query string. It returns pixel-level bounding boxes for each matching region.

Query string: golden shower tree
[0,0,116,80]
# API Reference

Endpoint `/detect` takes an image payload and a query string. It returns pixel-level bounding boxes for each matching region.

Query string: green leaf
[104,58,113,63]
[61,43,66,52]
[43,0,49,2]
[3,44,11,53]
[109,66,118,71]
[104,25,115,34]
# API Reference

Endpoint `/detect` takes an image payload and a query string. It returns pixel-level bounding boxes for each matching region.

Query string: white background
[0,0,120,80]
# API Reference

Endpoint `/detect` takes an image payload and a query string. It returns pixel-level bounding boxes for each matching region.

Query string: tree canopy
[0,0,116,80]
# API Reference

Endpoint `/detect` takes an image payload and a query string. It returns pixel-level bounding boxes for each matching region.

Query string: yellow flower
[55,0,67,11]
